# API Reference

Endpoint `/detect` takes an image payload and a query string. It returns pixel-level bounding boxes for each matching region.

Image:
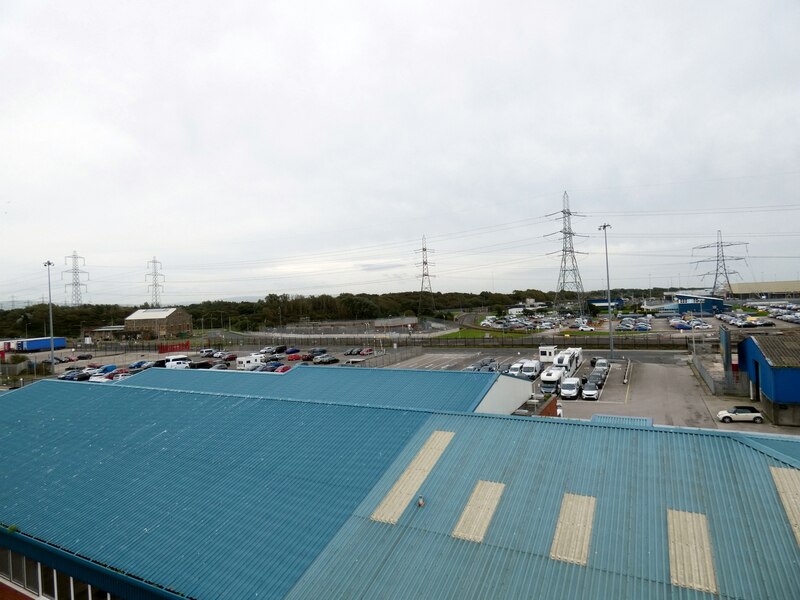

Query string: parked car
[359,348,375,356]
[313,354,339,364]
[275,365,292,373]
[581,381,600,400]
[210,363,228,370]
[300,353,316,361]
[717,406,764,423]
[213,350,227,358]
[286,353,302,361]
[129,360,148,369]
[198,348,216,357]
[221,353,237,362]
[578,325,595,332]
[76,353,93,360]
[285,347,300,355]
[273,346,288,354]
[344,348,362,356]
[308,347,327,356]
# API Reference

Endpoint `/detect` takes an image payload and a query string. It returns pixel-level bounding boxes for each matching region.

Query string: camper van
[552,347,583,378]
[236,354,267,370]
[539,368,564,395]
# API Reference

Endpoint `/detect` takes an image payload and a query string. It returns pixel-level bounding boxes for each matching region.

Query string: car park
[717,406,764,423]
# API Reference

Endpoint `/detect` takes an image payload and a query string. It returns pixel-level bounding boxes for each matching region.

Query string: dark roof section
[752,334,800,368]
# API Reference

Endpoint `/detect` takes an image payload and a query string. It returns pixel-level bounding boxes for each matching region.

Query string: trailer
[14,337,67,352]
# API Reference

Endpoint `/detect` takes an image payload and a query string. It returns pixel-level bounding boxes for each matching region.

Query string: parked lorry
[12,337,67,352]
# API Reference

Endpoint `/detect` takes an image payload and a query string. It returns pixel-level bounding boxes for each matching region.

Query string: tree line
[0,287,672,338]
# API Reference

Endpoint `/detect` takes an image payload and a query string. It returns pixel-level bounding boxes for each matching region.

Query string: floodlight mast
[598,224,614,359]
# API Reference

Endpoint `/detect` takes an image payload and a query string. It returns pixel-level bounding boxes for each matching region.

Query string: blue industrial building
[738,334,800,426]
[662,293,727,316]
[2,368,799,599]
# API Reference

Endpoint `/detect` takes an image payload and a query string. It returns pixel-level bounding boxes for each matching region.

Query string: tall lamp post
[44,261,55,368]
[598,224,614,359]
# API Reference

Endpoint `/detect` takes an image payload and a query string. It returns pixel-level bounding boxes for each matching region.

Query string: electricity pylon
[552,191,586,313]
[416,235,436,316]
[146,256,165,307]
[63,250,88,306]
[692,231,747,297]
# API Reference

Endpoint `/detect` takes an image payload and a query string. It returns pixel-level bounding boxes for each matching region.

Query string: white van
[560,377,582,399]
[164,355,190,369]
[508,362,524,377]
[520,360,542,380]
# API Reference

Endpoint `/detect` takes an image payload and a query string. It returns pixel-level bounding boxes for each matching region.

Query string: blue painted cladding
[118,366,496,413]
[0,380,429,600]
[739,337,800,404]
[288,415,800,599]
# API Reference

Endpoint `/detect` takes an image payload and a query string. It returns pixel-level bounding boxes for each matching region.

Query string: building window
[41,565,56,599]
[73,579,89,600]
[0,547,10,579]
[9,551,24,586]
[56,570,72,599]
[25,556,40,593]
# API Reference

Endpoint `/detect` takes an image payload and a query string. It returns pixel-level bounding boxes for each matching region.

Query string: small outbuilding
[124,307,192,339]
[738,333,800,426]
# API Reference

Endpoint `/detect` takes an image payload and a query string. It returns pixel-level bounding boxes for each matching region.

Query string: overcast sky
[2,1,799,307]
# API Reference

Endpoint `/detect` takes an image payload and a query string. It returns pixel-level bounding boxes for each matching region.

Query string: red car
[286,354,302,361]
[300,353,315,361]
[359,348,374,356]
[275,365,292,373]
[222,353,237,362]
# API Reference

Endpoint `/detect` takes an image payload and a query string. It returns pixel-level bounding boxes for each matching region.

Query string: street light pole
[598,224,614,359]
[44,260,55,368]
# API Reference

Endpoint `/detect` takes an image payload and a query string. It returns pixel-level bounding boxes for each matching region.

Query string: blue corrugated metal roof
[0,380,429,599]
[2,378,799,599]
[288,416,800,599]
[118,365,498,413]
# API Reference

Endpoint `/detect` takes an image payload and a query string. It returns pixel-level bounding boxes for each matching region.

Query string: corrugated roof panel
[119,366,497,413]
[591,414,653,427]
[288,415,800,599]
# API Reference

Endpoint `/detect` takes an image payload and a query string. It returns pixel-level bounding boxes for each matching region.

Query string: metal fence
[692,354,749,396]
